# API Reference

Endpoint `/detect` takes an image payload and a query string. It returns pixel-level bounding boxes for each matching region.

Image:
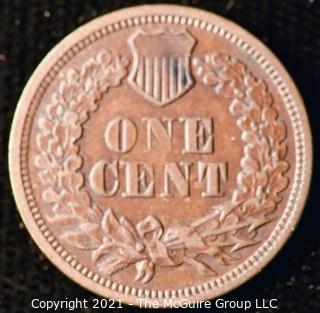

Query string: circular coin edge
[9,4,312,306]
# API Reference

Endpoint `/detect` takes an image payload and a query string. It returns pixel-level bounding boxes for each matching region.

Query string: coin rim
[9,4,312,306]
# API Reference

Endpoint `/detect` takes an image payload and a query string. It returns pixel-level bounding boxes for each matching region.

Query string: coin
[9,4,312,306]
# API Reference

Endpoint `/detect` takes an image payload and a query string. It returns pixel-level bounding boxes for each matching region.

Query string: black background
[0,0,319,312]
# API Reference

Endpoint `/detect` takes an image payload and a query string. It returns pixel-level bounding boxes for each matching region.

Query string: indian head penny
[9,5,312,306]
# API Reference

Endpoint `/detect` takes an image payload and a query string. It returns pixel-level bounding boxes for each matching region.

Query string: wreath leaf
[62,230,101,250]
[135,260,155,283]
[102,209,137,247]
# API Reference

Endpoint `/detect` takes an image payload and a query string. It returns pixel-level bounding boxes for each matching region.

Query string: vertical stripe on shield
[145,57,152,96]
[153,57,160,100]
[136,58,144,89]
[184,57,193,88]
[132,55,193,103]
[169,57,176,99]
[162,57,167,103]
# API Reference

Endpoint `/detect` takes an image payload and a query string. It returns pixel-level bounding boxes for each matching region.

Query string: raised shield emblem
[128,28,196,106]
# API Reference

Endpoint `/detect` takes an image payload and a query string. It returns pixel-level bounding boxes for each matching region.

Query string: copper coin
[9,5,312,306]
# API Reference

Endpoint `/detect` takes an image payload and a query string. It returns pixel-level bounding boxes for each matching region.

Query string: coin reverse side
[9,5,312,306]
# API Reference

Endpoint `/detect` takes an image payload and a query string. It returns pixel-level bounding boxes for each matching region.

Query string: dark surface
[0,0,319,312]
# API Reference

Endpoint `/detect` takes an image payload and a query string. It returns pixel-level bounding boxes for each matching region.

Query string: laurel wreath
[35,50,289,283]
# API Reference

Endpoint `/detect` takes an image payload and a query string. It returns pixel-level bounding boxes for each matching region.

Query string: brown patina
[9,5,312,306]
